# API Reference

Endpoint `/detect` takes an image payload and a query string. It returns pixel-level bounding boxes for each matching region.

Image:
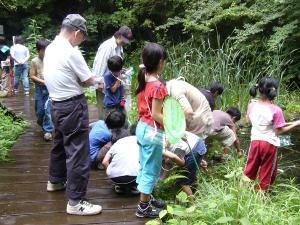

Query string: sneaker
[150,195,166,209]
[114,185,126,194]
[136,203,160,218]
[67,200,102,215]
[24,91,29,96]
[47,181,66,192]
[44,132,52,141]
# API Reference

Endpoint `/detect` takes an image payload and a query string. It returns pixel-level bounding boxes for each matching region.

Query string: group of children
[2,35,300,218]
[90,42,300,219]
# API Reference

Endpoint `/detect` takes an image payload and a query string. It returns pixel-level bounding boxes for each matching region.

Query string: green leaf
[159,209,168,219]
[179,220,188,225]
[146,219,161,225]
[224,171,235,179]
[239,217,252,225]
[215,216,235,223]
[167,205,174,214]
[186,205,196,213]
[176,191,188,203]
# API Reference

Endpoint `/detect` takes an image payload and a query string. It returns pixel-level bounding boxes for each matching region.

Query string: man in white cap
[92,26,133,119]
[43,14,102,216]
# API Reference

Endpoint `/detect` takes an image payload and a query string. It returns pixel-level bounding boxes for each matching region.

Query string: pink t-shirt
[247,100,285,146]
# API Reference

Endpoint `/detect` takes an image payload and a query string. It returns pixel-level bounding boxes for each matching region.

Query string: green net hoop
[163,96,186,144]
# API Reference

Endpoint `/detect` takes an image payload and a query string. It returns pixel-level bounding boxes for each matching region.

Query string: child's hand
[97,83,104,91]
[200,159,208,172]
[119,95,126,107]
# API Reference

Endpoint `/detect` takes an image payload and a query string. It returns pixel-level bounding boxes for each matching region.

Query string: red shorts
[244,140,278,190]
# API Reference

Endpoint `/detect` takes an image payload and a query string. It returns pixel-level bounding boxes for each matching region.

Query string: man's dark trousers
[49,95,90,200]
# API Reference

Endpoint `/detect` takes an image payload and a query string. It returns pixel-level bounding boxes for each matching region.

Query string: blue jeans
[35,85,53,133]
[136,121,164,194]
[14,64,29,91]
[177,151,203,185]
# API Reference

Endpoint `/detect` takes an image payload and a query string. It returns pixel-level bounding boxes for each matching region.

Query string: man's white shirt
[43,35,92,101]
[92,36,123,83]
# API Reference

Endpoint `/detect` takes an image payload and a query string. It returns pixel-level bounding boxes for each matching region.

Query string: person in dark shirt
[199,81,224,111]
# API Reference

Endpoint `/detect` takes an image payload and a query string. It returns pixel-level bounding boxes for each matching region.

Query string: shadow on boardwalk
[0,94,146,225]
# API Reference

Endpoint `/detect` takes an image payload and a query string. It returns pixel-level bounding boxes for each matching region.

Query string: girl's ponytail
[249,84,258,98]
[267,87,277,100]
[135,43,167,95]
[135,64,147,95]
[251,77,278,100]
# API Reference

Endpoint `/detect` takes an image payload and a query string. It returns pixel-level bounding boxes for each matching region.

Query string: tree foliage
[0,0,299,84]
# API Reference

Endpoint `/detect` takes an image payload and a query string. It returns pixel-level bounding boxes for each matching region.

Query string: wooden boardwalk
[0,94,146,225]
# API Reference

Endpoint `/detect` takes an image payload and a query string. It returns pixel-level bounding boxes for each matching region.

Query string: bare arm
[163,150,185,167]
[29,63,45,85]
[152,98,164,125]
[110,79,121,93]
[10,53,20,64]
[275,120,300,135]
[102,153,111,170]
[96,141,112,164]
[231,126,241,152]
[22,54,30,64]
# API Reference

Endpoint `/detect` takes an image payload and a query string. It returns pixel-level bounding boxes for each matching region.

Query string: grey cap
[116,26,133,44]
[62,14,88,37]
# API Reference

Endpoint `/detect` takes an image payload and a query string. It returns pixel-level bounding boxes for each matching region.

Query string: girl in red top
[135,43,167,218]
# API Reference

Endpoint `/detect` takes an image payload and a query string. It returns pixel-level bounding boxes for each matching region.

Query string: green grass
[0,106,28,161]
[148,157,300,225]
[121,38,295,121]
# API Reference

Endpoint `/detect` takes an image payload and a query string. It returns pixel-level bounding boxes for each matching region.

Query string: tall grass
[163,39,289,114]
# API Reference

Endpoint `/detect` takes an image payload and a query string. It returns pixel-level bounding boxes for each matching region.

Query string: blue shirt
[103,70,124,107]
[89,120,112,161]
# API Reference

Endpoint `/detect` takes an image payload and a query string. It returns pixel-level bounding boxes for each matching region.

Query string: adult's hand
[185,110,194,120]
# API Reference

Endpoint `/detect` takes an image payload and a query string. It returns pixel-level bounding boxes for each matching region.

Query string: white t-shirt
[43,35,92,101]
[92,36,123,83]
[169,131,203,156]
[106,136,139,178]
[247,101,286,146]
[10,44,30,65]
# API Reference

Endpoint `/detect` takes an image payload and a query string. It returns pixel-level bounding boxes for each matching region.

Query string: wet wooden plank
[0,209,147,225]
[0,95,148,224]
[0,197,139,215]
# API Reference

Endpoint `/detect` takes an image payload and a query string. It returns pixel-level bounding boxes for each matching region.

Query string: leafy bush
[0,106,28,161]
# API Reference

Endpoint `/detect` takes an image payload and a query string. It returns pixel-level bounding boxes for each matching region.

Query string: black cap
[117,26,133,44]
[62,14,88,37]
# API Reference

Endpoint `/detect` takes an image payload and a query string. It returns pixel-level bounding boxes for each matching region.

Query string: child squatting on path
[244,77,300,191]
[135,43,167,218]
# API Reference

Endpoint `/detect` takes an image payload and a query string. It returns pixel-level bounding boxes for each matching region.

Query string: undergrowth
[148,157,300,225]
[0,106,28,161]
